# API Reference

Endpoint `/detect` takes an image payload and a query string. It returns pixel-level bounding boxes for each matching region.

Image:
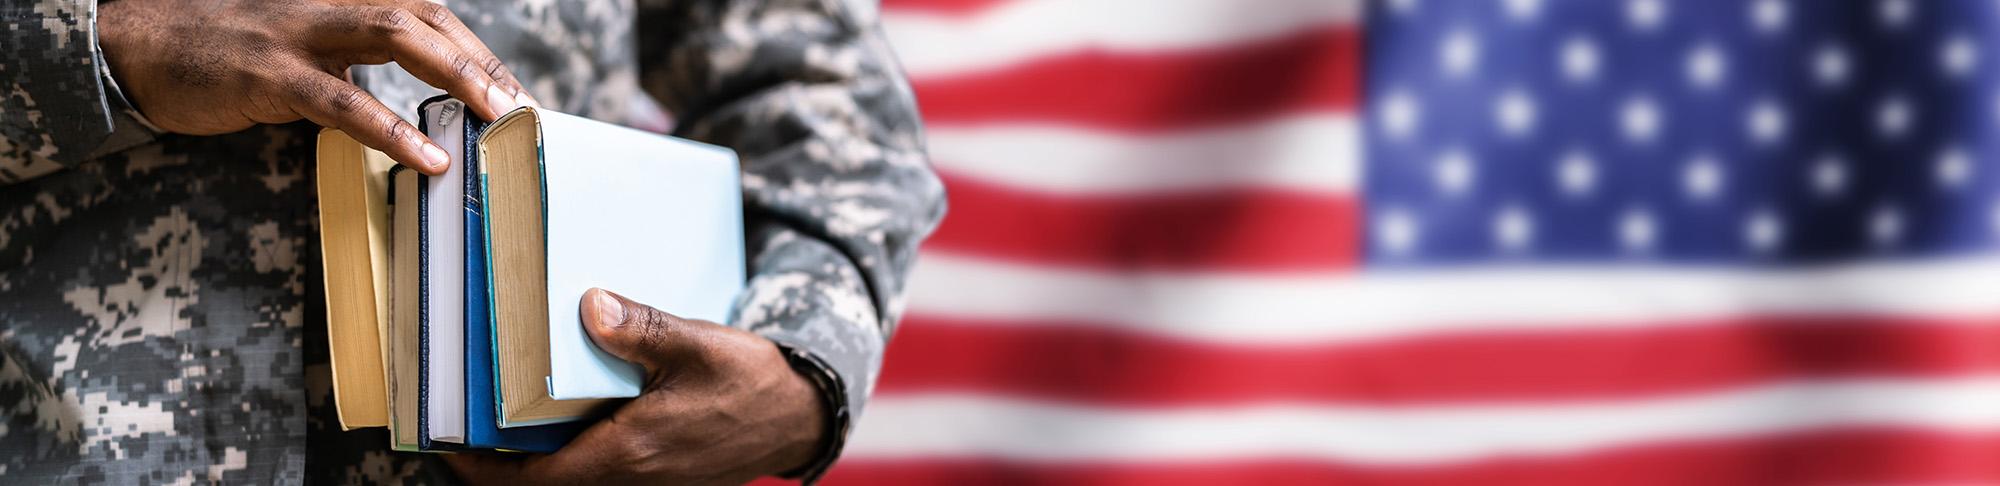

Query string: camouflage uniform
[0,0,943,483]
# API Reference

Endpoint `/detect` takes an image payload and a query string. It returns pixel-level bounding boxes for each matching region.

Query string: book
[388,165,421,451]
[314,129,394,430]
[455,104,586,452]
[387,98,479,451]
[480,107,745,427]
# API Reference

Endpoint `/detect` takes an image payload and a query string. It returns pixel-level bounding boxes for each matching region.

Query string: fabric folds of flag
[815,0,2000,484]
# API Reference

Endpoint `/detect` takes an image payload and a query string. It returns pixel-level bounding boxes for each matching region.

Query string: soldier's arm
[639,0,946,479]
[0,0,154,183]
[6,0,539,178]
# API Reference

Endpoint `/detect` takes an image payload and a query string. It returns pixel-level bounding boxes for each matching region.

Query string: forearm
[641,0,943,416]
[637,0,946,479]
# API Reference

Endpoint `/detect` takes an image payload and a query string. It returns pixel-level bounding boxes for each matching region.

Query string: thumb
[579,287,697,375]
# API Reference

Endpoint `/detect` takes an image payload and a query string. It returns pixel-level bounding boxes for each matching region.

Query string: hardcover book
[314,130,395,430]
[480,107,745,427]
[450,101,586,452]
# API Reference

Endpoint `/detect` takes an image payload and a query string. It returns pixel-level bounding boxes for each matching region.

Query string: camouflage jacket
[0,0,943,483]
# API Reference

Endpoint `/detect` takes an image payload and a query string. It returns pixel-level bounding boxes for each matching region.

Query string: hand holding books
[443,289,827,485]
[99,0,534,174]
[318,98,752,452]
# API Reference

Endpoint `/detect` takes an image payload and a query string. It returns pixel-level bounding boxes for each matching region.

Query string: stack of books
[315,97,746,452]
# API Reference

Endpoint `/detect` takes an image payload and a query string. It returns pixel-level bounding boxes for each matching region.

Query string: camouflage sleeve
[0,0,155,184]
[635,0,945,479]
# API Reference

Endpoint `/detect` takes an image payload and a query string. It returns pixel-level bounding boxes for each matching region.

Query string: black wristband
[773,343,850,485]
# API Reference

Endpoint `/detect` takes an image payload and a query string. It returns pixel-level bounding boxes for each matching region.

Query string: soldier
[0,0,944,483]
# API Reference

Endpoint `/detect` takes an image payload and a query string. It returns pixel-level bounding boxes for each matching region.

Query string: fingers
[580,288,708,376]
[384,0,538,108]
[317,4,524,121]
[284,69,450,174]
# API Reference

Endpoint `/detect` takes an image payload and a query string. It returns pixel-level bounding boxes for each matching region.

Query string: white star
[1943,34,1979,79]
[1620,208,1659,253]
[1557,150,1598,197]
[1495,89,1537,138]
[1380,91,1421,141]
[1747,99,1787,145]
[1686,44,1727,89]
[1504,0,1543,21]
[1435,150,1475,197]
[1684,154,1725,201]
[1879,0,1914,30]
[1876,95,1913,140]
[1561,36,1601,83]
[1751,0,1788,33]
[1622,96,1662,143]
[1937,147,1974,190]
[1812,155,1849,200]
[1441,29,1480,78]
[1745,208,1784,254]
[1870,204,1904,248]
[1377,208,1420,256]
[1493,205,1534,253]
[1628,0,1666,30]
[1815,44,1851,88]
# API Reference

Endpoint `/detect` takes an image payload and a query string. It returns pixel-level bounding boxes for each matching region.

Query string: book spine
[414,97,442,452]
[415,174,432,451]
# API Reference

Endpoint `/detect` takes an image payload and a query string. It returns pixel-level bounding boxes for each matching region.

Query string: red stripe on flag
[878,315,2000,405]
[922,173,1359,271]
[911,27,1359,132]
[814,429,2000,485]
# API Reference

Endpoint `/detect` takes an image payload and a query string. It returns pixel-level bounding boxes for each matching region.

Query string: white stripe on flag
[884,0,1362,77]
[927,115,1358,195]
[848,377,2000,464]
[906,253,2000,344]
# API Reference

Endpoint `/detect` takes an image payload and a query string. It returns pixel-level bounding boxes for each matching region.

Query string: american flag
[816,0,2000,483]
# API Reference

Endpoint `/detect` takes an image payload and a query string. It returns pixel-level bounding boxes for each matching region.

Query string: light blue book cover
[493,108,745,404]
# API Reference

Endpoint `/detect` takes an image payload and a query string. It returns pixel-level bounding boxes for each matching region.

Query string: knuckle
[414,2,457,27]
[328,86,371,115]
[372,8,420,36]
[381,120,414,147]
[480,56,509,80]
[634,305,678,351]
[448,55,480,83]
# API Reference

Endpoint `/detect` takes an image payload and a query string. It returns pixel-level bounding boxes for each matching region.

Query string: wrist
[768,343,849,483]
[768,353,829,475]
[95,1,150,117]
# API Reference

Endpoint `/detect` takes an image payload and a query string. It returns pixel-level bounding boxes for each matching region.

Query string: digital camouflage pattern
[0,0,943,483]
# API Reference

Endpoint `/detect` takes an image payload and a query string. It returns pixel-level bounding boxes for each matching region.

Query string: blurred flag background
[809,0,2000,483]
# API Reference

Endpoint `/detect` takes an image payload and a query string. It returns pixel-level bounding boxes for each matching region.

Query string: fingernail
[588,289,625,330]
[515,89,541,109]
[486,83,522,115]
[420,143,449,171]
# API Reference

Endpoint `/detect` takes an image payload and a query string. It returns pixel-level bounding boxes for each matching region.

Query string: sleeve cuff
[90,23,159,157]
